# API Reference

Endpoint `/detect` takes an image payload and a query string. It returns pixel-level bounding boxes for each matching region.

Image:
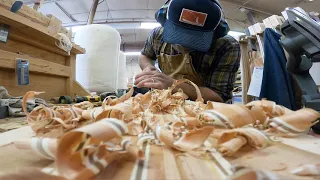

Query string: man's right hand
[134,65,159,86]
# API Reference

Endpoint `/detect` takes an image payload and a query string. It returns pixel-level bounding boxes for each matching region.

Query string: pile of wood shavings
[13,79,320,179]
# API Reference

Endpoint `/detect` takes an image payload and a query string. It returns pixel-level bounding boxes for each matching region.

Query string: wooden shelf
[0,9,85,55]
[0,9,89,100]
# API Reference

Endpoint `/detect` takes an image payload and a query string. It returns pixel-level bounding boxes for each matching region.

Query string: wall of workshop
[125,55,141,85]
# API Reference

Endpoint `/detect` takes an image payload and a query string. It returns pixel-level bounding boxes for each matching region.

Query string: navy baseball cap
[163,0,222,52]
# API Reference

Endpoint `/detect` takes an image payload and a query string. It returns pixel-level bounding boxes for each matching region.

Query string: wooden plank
[0,38,66,65]
[8,29,83,57]
[0,126,320,179]
[46,14,62,36]
[0,144,53,174]
[0,0,50,26]
[0,126,33,147]
[228,143,320,180]
[279,135,320,156]
[0,9,85,55]
[66,55,75,97]
[73,81,91,97]
[0,49,70,77]
[0,69,67,100]
[240,42,253,104]
[0,0,74,38]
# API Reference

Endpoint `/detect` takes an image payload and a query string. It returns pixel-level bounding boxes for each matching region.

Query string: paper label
[16,59,30,86]
[0,24,9,43]
[248,67,264,97]
[179,8,207,27]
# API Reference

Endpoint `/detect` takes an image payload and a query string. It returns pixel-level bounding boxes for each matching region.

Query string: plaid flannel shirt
[141,27,241,102]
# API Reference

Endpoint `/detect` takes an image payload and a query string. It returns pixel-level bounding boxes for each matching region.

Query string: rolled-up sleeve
[205,37,241,102]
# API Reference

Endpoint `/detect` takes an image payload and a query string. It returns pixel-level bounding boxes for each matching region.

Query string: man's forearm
[139,54,154,70]
[175,83,223,102]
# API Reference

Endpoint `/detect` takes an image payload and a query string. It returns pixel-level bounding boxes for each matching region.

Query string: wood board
[228,143,320,180]
[1,126,320,179]
[0,38,66,65]
[0,69,67,100]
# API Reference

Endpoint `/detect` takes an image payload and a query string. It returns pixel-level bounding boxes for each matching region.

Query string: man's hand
[142,65,159,74]
[134,69,174,90]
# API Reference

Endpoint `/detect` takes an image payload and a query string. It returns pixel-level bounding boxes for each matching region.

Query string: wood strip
[176,154,225,180]
[240,42,253,104]
[163,148,181,179]
[66,55,75,97]
[146,145,166,180]
[256,34,265,62]
[0,49,70,77]
[0,38,66,65]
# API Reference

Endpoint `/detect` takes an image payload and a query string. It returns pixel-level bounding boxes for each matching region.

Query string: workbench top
[1,125,320,179]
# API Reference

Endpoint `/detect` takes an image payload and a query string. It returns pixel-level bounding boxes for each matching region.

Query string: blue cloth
[259,28,296,110]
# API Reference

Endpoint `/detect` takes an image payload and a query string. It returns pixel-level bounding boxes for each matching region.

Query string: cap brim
[163,20,214,52]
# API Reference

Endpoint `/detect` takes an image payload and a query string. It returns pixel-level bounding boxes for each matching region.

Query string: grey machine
[280,7,320,133]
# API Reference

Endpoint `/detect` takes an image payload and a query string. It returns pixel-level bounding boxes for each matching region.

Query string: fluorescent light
[124,52,141,56]
[228,31,246,37]
[140,22,161,29]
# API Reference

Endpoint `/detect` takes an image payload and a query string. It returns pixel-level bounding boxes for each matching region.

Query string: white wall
[125,56,141,86]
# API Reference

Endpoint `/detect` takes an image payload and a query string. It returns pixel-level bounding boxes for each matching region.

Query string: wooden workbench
[1,125,320,179]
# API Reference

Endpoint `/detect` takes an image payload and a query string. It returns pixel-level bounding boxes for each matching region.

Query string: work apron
[157,43,204,86]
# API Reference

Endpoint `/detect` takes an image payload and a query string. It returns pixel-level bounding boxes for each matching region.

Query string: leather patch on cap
[179,8,207,27]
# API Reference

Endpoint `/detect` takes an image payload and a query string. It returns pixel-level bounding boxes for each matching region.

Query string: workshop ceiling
[21,0,319,51]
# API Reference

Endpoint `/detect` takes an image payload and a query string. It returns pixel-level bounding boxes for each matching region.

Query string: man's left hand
[134,71,174,90]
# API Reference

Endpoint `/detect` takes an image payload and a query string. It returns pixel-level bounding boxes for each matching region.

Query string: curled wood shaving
[56,118,142,180]
[217,128,270,156]
[266,108,320,137]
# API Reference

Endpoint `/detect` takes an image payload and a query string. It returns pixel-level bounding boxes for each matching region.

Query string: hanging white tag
[248,67,264,97]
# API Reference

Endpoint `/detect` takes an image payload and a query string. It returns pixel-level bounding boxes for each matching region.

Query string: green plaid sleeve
[205,36,241,102]
[141,27,161,60]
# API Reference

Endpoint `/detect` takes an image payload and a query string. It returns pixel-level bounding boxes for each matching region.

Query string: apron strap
[160,42,167,53]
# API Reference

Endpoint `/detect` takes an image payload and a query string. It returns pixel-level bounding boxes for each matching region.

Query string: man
[134,0,240,103]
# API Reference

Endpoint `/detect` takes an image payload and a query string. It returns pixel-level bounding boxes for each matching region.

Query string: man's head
[163,0,222,52]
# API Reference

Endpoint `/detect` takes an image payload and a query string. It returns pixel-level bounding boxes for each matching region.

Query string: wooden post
[87,0,99,25]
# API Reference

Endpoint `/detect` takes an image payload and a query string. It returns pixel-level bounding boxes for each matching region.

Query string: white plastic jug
[74,24,121,93]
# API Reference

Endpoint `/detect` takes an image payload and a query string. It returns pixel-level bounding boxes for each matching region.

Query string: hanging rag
[259,28,296,110]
